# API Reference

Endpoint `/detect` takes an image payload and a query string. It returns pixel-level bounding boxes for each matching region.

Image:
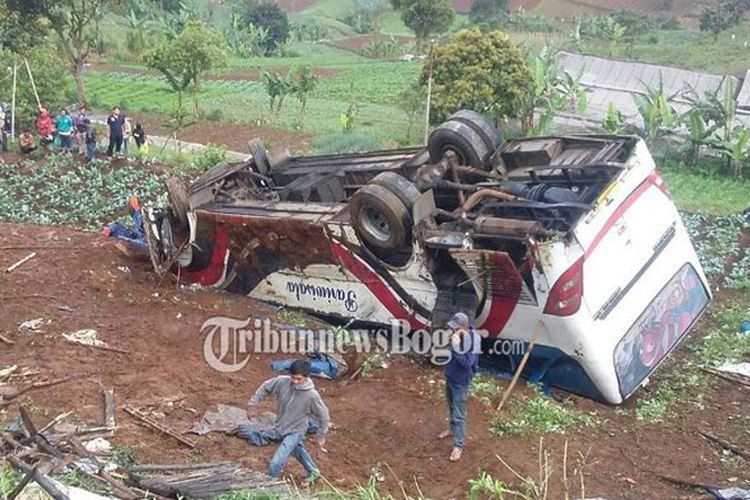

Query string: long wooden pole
[10,61,17,142]
[496,321,545,412]
[24,58,41,109]
[424,39,435,145]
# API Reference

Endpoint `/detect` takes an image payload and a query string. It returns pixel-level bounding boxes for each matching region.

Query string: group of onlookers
[0,104,147,164]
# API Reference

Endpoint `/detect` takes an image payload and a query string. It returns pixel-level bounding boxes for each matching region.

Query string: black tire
[428,120,491,168]
[165,177,189,227]
[369,172,420,213]
[448,109,503,152]
[350,184,411,251]
[248,138,271,176]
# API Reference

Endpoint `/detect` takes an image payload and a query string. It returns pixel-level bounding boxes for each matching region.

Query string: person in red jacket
[35,106,54,150]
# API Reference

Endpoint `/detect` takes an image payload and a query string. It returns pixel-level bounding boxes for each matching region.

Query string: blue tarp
[269,353,339,379]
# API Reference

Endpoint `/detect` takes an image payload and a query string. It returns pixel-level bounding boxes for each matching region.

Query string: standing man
[106,107,125,157]
[74,106,89,155]
[247,359,330,483]
[439,312,481,462]
[55,109,74,153]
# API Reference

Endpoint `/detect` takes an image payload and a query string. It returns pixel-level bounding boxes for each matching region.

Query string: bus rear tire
[428,120,491,168]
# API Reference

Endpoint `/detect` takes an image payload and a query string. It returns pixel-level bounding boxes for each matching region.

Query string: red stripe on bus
[331,242,427,330]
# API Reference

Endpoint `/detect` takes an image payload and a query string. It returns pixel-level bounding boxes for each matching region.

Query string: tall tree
[424,28,530,123]
[241,0,290,55]
[700,0,750,39]
[390,0,454,51]
[469,0,508,23]
[5,0,121,106]
[145,20,228,116]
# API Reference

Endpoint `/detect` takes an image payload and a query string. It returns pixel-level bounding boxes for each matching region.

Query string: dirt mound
[0,222,748,498]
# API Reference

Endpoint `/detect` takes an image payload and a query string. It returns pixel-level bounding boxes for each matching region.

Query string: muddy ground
[0,223,748,498]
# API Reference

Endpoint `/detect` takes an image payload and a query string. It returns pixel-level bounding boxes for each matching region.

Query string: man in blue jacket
[439,312,481,462]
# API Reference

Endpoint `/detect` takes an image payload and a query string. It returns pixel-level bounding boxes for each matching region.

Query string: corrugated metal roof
[557,52,742,125]
[737,70,750,110]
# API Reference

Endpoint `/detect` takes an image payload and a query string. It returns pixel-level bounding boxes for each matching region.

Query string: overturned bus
[142,110,711,404]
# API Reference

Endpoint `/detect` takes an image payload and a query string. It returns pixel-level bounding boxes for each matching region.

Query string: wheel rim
[361,204,392,243]
[442,146,465,165]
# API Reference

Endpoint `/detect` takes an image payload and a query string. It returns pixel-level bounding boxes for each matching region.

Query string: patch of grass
[691,303,750,368]
[573,24,750,75]
[661,166,750,216]
[635,301,750,422]
[470,374,502,405]
[0,462,21,497]
[490,387,597,437]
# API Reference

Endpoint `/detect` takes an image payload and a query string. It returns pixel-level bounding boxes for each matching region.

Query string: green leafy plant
[520,45,588,136]
[631,76,679,143]
[601,102,625,134]
[490,386,596,437]
[262,69,295,121]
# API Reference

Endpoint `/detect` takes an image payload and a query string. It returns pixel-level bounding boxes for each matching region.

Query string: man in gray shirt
[247,359,330,482]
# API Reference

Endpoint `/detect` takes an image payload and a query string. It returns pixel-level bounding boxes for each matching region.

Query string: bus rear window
[614,263,709,398]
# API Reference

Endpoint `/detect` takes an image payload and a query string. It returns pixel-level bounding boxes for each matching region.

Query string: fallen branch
[654,473,709,490]
[0,377,75,407]
[0,294,62,302]
[5,252,37,273]
[6,463,38,500]
[123,406,197,448]
[699,431,750,461]
[38,411,73,435]
[0,334,15,345]
[701,367,750,388]
[6,455,70,500]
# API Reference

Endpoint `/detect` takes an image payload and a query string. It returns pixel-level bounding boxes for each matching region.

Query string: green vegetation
[0,155,164,230]
[490,387,597,437]
[662,165,750,215]
[0,462,20,498]
[635,301,750,422]
[470,374,502,405]
[427,29,530,123]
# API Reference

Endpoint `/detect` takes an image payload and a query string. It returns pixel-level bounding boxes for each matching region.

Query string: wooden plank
[103,389,116,428]
[130,462,233,472]
[123,406,197,448]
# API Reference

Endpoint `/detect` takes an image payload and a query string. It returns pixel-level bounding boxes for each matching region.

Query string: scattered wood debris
[123,406,197,448]
[0,377,74,408]
[0,406,301,499]
[126,462,300,499]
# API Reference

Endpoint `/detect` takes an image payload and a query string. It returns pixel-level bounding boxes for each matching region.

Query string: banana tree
[520,46,588,137]
[631,76,679,143]
[710,125,750,177]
